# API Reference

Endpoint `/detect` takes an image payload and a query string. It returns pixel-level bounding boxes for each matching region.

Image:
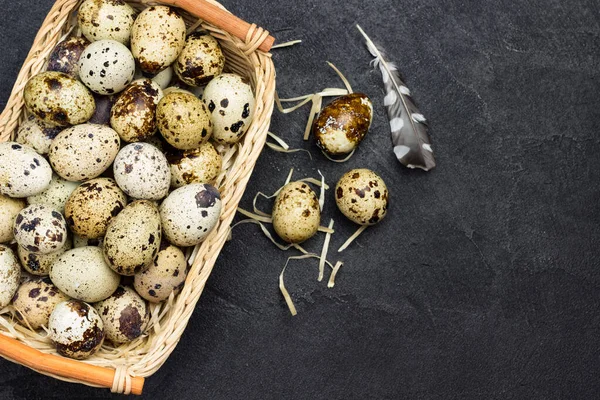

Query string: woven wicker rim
[0,0,275,394]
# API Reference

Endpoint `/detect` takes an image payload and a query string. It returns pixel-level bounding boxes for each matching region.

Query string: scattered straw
[272,39,302,49]
[327,261,344,288]
[338,225,369,252]
[318,219,334,281]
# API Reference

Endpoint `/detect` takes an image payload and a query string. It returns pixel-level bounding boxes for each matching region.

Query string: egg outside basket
[0,0,275,394]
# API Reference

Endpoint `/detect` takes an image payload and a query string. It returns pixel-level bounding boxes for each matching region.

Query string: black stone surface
[1,0,600,398]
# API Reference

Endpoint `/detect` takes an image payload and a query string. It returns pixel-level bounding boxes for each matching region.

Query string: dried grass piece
[271,39,302,49]
[338,225,369,252]
[321,149,356,163]
[327,261,344,288]
[318,219,335,281]
[326,61,353,93]
[266,132,312,158]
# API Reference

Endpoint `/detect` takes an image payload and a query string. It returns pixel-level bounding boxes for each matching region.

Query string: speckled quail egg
[175,33,225,86]
[78,39,135,95]
[27,173,79,214]
[0,142,52,197]
[0,195,26,243]
[48,300,105,359]
[13,204,67,254]
[24,71,95,127]
[46,36,90,79]
[272,181,321,243]
[48,123,120,181]
[160,183,222,247]
[51,246,120,302]
[313,93,373,156]
[73,234,103,248]
[335,169,389,225]
[64,178,127,239]
[94,286,149,344]
[133,66,173,90]
[110,79,164,142]
[167,142,222,188]
[203,73,255,144]
[18,235,72,276]
[12,277,70,329]
[0,245,20,307]
[162,86,195,97]
[134,242,187,302]
[103,200,161,275]
[89,93,117,125]
[131,6,186,74]
[113,143,170,200]
[15,116,63,155]
[78,0,136,44]
[157,92,212,150]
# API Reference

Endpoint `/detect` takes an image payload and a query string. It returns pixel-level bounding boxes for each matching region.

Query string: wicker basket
[0,0,275,394]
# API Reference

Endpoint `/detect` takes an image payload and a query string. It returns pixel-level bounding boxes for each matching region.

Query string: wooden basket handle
[161,0,275,52]
[0,333,144,395]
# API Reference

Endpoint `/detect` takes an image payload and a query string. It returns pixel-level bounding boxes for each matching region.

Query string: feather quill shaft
[356,25,436,171]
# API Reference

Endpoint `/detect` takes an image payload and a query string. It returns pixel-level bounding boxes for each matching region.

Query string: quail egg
[18,236,72,276]
[94,286,149,344]
[134,242,187,302]
[48,300,105,359]
[175,33,225,86]
[156,91,212,150]
[272,181,321,243]
[12,277,70,329]
[73,234,103,248]
[15,116,63,155]
[0,195,26,243]
[78,0,136,45]
[133,66,173,90]
[113,143,170,200]
[167,142,222,188]
[335,169,389,225]
[46,36,90,79]
[13,204,67,254]
[0,245,20,307]
[27,173,79,214]
[79,39,136,95]
[0,142,53,197]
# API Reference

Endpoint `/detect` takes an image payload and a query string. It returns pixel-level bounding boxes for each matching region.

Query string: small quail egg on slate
[27,173,79,214]
[48,300,105,359]
[156,92,213,150]
[79,39,136,95]
[89,93,117,125]
[203,73,255,144]
[103,200,161,275]
[134,66,173,90]
[18,236,72,276]
[48,123,120,181]
[131,6,186,74]
[113,143,170,200]
[134,242,187,302]
[110,79,164,142]
[175,33,225,87]
[73,234,103,248]
[15,116,63,155]
[167,142,222,188]
[272,181,321,244]
[160,183,222,247]
[78,0,136,45]
[0,245,21,307]
[94,286,149,344]
[46,36,90,79]
[24,71,95,127]
[0,142,52,197]
[313,93,373,156]
[12,277,70,330]
[64,178,127,239]
[0,195,26,243]
[335,169,389,225]
[50,247,120,302]
[13,204,67,254]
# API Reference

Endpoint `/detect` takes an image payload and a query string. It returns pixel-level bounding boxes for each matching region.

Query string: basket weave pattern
[0,0,275,394]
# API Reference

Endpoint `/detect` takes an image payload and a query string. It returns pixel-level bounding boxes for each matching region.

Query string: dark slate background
[1,0,600,398]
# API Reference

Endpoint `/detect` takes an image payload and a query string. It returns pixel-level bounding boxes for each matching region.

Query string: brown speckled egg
[113,143,170,200]
[0,245,21,307]
[335,169,388,225]
[50,247,120,302]
[79,39,136,95]
[272,181,321,243]
[12,277,70,329]
[94,286,148,344]
[13,204,67,254]
[18,236,72,276]
[110,79,164,142]
[73,234,103,248]
[15,116,63,155]
[167,142,222,188]
[103,200,161,275]
[159,183,222,247]
[48,300,104,359]
[46,36,90,79]
[27,173,79,214]
[0,195,26,243]
[175,33,225,87]
[78,0,136,45]
[0,142,53,197]
[49,123,120,181]
[162,86,195,97]
[131,6,186,74]
[24,71,95,127]
[203,73,255,144]
[313,93,373,156]
[134,242,187,302]
[156,92,212,150]
[64,178,127,239]
[89,93,117,125]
